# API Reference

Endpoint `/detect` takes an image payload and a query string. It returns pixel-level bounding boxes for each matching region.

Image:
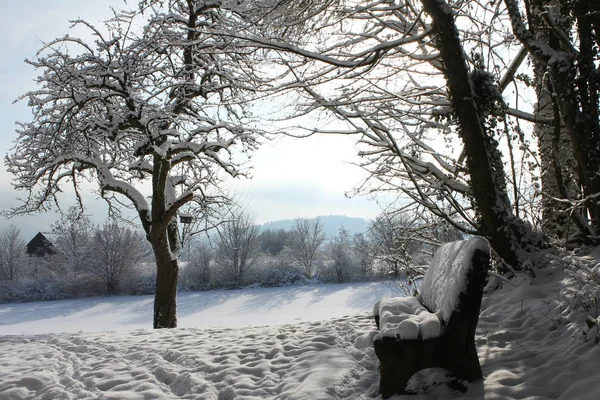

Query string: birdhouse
[179,214,193,224]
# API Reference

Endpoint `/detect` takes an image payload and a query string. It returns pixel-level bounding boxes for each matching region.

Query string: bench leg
[379,363,413,399]
[440,322,483,383]
[375,338,422,398]
[455,339,483,382]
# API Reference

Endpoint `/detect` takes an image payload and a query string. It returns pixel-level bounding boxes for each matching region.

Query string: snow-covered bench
[373,236,490,397]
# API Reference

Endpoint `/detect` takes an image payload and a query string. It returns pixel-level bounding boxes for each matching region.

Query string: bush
[249,256,310,287]
[122,262,157,295]
[0,278,61,303]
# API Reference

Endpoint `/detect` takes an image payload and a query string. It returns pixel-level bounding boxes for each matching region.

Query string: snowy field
[1,272,600,399]
[0,282,400,335]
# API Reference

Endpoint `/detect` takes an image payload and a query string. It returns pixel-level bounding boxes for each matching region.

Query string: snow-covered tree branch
[5,1,268,328]
[213,0,547,267]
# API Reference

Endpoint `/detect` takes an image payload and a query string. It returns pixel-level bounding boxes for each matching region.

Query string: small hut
[26,232,57,257]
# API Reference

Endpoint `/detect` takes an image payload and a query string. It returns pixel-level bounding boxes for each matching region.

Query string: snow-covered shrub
[122,262,157,295]
[179,241,212,291]
[552,251,600,343]
[0,278,61,303]
[63,274,106,298]
[251,255,308,287]
[262,269,310,287]
[126,272,156,295]
[0,268,120,303]
[319,258,358,283]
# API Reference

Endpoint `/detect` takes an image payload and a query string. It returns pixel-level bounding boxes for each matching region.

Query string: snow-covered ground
[1,268,600,399]
[0,282,400,335]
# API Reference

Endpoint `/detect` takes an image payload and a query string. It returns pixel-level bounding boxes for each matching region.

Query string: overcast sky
[0,0,383,239]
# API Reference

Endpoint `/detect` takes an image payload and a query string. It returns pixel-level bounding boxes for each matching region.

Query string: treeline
[0,208,152,303]
[0,209,461,303]
[182,212,461,291]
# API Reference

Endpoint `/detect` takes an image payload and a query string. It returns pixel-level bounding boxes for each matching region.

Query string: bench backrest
[418,236,490,323]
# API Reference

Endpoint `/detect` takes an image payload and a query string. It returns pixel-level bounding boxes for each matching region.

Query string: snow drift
[2,258,600,399]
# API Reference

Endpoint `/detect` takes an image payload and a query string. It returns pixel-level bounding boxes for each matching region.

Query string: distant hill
[259,215,370,238]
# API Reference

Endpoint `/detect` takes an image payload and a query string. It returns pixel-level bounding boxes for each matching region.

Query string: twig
[489,271,517,287]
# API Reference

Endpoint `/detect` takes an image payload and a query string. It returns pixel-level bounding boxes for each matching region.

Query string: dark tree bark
[504,0,600,238]
[420,0,536,267]
[571,0,600,230]
[152,230,180,329]
[527,0,582,241]
[149,152,182,329]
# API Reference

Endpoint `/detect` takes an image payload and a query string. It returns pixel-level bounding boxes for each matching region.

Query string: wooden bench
[373,236,490,397]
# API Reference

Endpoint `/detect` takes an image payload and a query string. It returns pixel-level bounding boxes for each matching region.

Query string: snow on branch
[6,2,264,239]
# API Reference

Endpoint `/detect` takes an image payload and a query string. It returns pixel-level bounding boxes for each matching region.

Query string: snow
[373,237,489,340]
[97,162,150,214]
[0,282,395,399]
[0,282,398,335]
[0,314,375,400]
[419,236,490,322]
[373,297,441,340]
[2,258,600,399]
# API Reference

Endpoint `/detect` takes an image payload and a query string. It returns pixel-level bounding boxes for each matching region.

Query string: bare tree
[259,229,289,256]
[287,218,326,279]
[0,225,26,281]
[352,233,373,279]
[214,213,260,284]
[51,206,92,276]
[329,228,352,283]
[88,222,147,295]
[368,212,424,279]
[5,3,266,327]
[215,0,551,268]
[183,239,213,289]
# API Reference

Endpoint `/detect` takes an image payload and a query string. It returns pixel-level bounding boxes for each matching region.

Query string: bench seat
[373,236,490,397]
[374,297,442,341]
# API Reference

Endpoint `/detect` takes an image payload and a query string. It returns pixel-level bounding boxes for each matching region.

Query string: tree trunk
[532,48,581,241]
[421,0,537,268]
[550,6,600,234]
[529,0,596,240]
[152,230,179,329]
[505,0,600,238]
[149,148,181,329]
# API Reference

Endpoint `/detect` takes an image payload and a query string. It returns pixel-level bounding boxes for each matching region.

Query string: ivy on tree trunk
[421,0,534,267]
